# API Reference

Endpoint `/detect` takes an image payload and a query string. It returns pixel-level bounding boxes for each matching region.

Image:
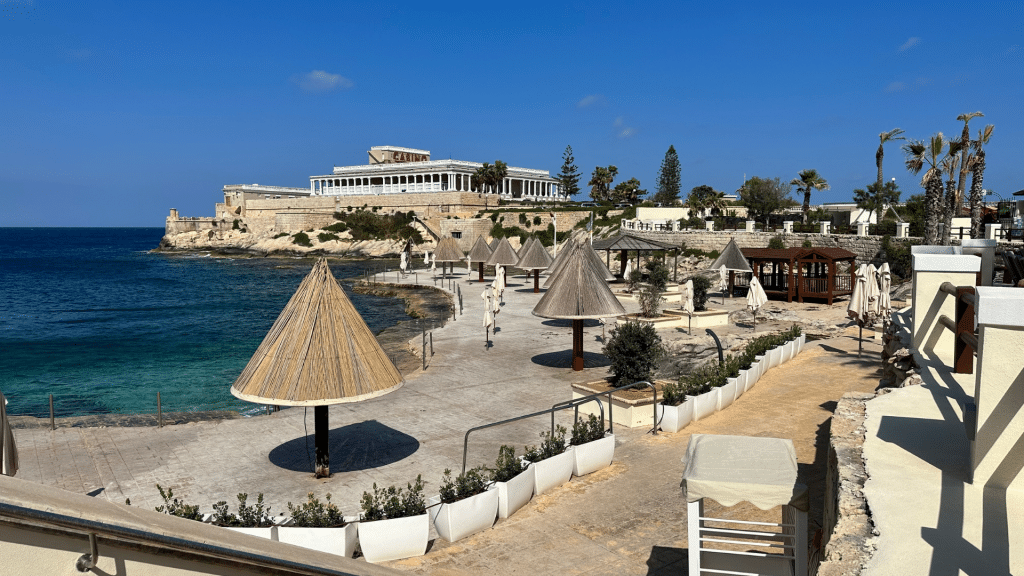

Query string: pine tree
[558,145,581,198]
[654,145,681,205]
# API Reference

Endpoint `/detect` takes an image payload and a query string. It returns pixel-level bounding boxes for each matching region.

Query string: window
[451,231,463,239]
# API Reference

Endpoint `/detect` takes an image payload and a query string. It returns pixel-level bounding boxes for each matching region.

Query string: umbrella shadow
[540,318,603,328]
[268,419,419,473]
[531,350,611,368]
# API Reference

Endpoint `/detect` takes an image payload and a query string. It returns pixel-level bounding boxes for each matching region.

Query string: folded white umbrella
[481,290,493,328]
[682,279,695,316]
[866,264,881,318]
[747,276,768,331]
[400,251,408,272]
[623,258,633,281]
[491,280,501,314]
[718,265,728,293]
[878,263,892,319]
[424,251,430,265]
[848,264,869,324]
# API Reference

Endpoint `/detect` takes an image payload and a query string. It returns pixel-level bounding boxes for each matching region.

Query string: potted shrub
[523,425,574,495]
[278,493,356,557]
[656,379,694,433]
[603,320,665,386]
[492,445,534,519]
[682,364,721,421]
[154,484,204,522]
[357,476,429,563]
[569,414,615,476]
[212,493,275,540]
[717,355,742,409]
[430,468,498,542]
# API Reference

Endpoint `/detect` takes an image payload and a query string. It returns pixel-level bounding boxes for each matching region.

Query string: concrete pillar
[856,222,869,236]
[961,239,997,287]
[970,287,1024,489]
[897,222,910,238]
[985,223,1001,240]
[819,222,831,235]
[783,221,794,233]
[745,220,755,233]
[910,254,980,363]
[705,220,715,231]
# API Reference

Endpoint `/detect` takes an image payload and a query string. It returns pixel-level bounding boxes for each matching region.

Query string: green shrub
[691,275,712,311]
[519,213,528,224]
[272,232,289,239]
[292,232,311,247]
[360,476,426,522]
[881,235,915,279]
[317,232,340,243]
[490,222,505,238]
[570,413,606,446]
[768,235,785,250]
[489,212,500,222]
[524,425,567,462]
[637,260,669,317]
[533,215,542,226]
[324,222,348,233]
[680,247,720,259]
[439,467,491,504]
[661,379,687,407]
[232,219,240,230]
[493,445,528,483]
[802,239,813,248]
[212,493,273,527]
[603,320,665,386]
[287,493,346,528]
[333,212,345,220]
[154,484,203,521]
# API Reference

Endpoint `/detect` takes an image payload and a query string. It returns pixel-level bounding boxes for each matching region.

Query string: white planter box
[494,465,535,519]
[572,434,615,476]
[357,513,429,563]
[780,340,793,363]
[733,371,746,399]
[431,488,499,542]
[718,379,738,410]
[530,448,575,495]
[657,398,694,433]
[767,346,783,369]
[226,527,276,540]
[277,524,357,558]
[737,369,754,393]
[691,388,719,421]
[753,355,766,382]
[798,334,806,353]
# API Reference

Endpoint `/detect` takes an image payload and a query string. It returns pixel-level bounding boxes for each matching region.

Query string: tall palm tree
[790,169,830,223]
[684,192,706,219]
[474,161,508,195]
[877,128,906,192]
[969,124,995,238]
[955,112,984,211]
[705,190,728,216]
[904,133,947,245]
[940,141,962,245]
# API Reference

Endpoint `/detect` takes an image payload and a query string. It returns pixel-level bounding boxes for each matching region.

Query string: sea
[0,228,413,419]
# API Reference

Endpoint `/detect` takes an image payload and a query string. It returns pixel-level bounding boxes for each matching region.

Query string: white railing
[326,159,550,177]
[224,184,310,194]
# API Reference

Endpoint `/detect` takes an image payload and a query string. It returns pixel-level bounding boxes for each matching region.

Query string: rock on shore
[158,229,423,258]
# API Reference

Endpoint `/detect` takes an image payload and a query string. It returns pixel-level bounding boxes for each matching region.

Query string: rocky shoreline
[156,229,422,259]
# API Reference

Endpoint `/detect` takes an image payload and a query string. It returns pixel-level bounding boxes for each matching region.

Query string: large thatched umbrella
[433,237,466,278]
[231,259,403,477]
[545,231,614,288]
[486,237,520,281]
[707,238,753,297]
[467,235,493,282]
[533,237,625,371]
[517,237,554,293]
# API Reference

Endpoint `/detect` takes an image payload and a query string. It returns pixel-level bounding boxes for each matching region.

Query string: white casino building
[309,146,565,201]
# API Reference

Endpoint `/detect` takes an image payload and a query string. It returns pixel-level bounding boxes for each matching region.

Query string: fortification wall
[440,218,493,251]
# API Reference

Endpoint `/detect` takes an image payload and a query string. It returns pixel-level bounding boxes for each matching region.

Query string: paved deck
[12,268,883,574]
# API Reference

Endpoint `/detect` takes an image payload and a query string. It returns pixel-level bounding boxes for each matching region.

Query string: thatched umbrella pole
[572,319,585,371]
[533,269,540,293]
[478,262,485,282]
[314,405,329,477]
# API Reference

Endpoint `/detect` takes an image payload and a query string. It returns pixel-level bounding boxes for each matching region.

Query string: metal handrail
[550,380,661,436]
[461,402,589,474]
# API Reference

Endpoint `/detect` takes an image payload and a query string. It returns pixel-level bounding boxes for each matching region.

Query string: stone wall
[273,212,338,232]
[625,230,919,266]
[440,218,494,250]
[243,191,492,218]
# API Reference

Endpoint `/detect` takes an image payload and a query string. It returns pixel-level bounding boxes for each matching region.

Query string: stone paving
[12,267,883,574]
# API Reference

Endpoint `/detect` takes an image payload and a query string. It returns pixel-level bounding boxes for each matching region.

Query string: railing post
[953,286,975,374]
[910,251,979,364]
[49,394,55,430]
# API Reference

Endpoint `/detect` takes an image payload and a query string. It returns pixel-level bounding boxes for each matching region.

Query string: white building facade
[309,146,564,201]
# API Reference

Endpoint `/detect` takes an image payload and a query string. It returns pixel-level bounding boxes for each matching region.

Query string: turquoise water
[0,228,409,418]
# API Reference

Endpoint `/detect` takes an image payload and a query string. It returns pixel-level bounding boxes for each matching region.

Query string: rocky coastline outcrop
[156,228,426,258]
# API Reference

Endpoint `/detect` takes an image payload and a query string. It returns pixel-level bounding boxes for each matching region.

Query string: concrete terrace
[13,266,885,574]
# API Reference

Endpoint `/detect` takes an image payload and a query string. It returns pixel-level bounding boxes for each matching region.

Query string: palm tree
[969,124,995,238]
[704,190,728,217]
[904,134,947,245]
[877,128,906,192]
[955,112,984,212]
[790,169,830,224]
[940,141,962,245]
[684,192,706,219]
[474,161,508,196]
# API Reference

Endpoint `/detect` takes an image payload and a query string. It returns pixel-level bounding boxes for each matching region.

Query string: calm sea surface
[0,228,410,418]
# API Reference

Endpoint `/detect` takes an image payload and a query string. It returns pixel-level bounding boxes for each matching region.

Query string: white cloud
[613,117,636,138]
[618,127,637,138]
[577,94,605,108]
[899,37,920,52]
[293,70,353,93]
[884,81,907,93]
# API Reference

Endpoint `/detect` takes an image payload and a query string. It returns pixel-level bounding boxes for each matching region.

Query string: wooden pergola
[741,247,857,305]
[592,233,677,280]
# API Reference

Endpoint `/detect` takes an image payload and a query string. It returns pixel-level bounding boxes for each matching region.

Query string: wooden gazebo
[740,247,857,304]
[592,233,676,278]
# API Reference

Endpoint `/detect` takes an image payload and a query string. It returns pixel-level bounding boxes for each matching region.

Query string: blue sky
[1,0,1021,226]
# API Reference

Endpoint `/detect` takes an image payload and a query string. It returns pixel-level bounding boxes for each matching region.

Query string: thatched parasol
[544,231,614,288]
[486,237,520,283]
[516,237,554,293]
[231,259,403,477]
[533,237,625,371]
[433,237,466,278]
[467,235,493,282]
[708,238,753,298]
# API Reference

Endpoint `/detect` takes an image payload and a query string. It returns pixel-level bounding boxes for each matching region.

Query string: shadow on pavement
[530,350,611,368]
[268,419,420,473]
[645,545,689,575]
[541,318,603,328]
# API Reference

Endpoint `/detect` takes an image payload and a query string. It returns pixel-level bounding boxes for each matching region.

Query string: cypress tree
[655,145,681,205]
[558,145,581,198]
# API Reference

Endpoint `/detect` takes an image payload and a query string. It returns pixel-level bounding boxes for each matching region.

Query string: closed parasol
[747,276,768,331]
[681,279,695,334]
[848,264,873,353]
[878,263,893,321]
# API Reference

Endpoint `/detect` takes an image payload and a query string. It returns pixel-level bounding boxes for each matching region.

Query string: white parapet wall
[970,287,1024,490]
[910,253,980,364]
[961,239,997,287]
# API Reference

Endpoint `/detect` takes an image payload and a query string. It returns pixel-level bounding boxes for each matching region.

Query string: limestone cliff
[158,228,433,258]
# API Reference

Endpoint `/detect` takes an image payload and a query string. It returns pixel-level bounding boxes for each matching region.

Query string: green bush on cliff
[292,232,312,247]
[329,210,421,243]
[318,232,340,243]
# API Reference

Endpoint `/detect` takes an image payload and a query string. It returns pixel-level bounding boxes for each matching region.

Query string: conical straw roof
[518,236,535,259]
[545,231,614,287]
[486,237,519,267]
[433,236,465,263]
[533,238,626,320]
[516,237,554,270]
[467,235,493,263]
[231,259,403,406]
[708,238,753,273]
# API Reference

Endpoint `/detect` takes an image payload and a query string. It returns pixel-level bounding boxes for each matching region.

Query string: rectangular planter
[767,346,783,369]
[798,334,806,353]
[226,527,276,540]
[277,524,357,558]
[718,379,738,410]
[431,488,499,543]
[529,448,575,495]
[690,388,719,421]
[753,355,766,383]
[782,340,795,363]
[737,369,754,393]
[495,465,535,519]
[572,434,615,477]
[357,513,429,563]
[570,380,665,428]
[656,398,694,433]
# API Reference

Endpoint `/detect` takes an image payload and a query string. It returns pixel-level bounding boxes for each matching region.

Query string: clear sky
[2,0,1021,226]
